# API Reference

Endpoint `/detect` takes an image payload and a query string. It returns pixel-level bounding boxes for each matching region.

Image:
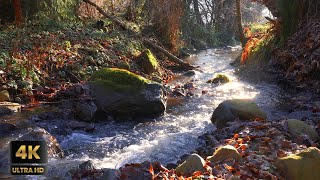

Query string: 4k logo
[10,141,47,175]
[11,141,47,163]
[15,144,41,159]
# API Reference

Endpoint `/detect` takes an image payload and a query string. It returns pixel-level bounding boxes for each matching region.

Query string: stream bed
[1,48,285,179]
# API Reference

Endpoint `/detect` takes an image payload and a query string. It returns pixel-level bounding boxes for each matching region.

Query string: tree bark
[193,0,204,26]
[236,0,247,46]
[83,0,195,70]
[13,0,24,26]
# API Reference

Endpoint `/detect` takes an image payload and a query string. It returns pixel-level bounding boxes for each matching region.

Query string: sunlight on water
[48,48,280,174]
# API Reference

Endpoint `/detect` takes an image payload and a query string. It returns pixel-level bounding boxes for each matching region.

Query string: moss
[249,23,271,34]
[144,49,158,69]
[139,49,159,74]
[90,68,153,92]
[207,74,230,84]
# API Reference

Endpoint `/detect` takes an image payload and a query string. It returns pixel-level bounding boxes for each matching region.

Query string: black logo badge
[10,141,47,175]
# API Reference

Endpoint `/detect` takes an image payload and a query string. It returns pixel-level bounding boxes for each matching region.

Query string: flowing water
[1,48,285,179]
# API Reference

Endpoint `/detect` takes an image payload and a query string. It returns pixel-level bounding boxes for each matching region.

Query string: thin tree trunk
[193,0,203,26]
[13,0,24,26]
[236,0,246,46]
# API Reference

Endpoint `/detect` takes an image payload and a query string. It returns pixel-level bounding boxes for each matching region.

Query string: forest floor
[0,20,178,105]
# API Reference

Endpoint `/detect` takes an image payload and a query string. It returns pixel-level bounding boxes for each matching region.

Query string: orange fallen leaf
[192,171,202,176]
[240,144,247,151]
[149,164,154,177]
[224,164,235,172]
[277,149,287,158]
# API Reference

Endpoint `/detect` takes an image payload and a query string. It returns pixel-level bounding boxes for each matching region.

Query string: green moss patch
[144,49,158,68]
[139,49,159,74]
[207,74,230,84]
[90,68,153,92]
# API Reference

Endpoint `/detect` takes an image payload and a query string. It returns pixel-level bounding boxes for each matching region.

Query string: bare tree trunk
[236,0,246,46]
[193,0,203,26]
[13,0,24,26]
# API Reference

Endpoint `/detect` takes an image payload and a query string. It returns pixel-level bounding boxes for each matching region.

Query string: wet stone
[0,123,16,137]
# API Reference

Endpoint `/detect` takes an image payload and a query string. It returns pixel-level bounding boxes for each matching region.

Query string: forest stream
[8,47,284,179]
[0,47,286,179]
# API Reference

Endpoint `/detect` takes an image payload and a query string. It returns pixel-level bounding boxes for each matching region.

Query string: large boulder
[287,119,319,141]
[211,99,267,129]
[138,49,159,75]
[207,145,241,162]
[89,68,166,119]
[275,147,320,180]
[175,154,206,176]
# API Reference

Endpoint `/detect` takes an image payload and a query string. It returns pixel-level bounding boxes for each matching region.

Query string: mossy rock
[139,49,159,74]
[287,119,319,141]
[207,145,241,162]
[89,68,166,118]
[207,74,230,84]
[275,147,320,180]
[90,68,152,92]
[211,99,267,129]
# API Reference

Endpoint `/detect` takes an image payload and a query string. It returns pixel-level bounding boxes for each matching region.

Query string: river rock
[89,68,166,119]
[275,147,320,180]
[211,99,267,129]
[75,101,97,121]
[0,90,10,102]
[182,70,196,77]
[207,145,241,162]
[207,74,230,84]
[19,127,64,158]
[0,102,21,116]
[66,120,95,132]
[287,119,319,141]
[0,123,16,137]
[98,169,116,180]
[138,49,159,74]
[175,153,206,176]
